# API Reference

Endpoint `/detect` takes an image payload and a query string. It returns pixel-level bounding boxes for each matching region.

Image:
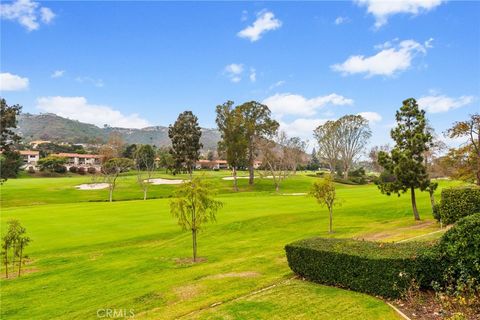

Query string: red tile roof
[19,150,39,156]
[54,153,102,158]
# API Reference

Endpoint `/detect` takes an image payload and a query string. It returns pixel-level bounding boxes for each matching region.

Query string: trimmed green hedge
[438,213,480,281]
[285,238,441,298]
[439,187,480,224]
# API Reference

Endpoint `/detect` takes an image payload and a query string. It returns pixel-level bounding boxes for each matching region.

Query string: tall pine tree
[168,111,203,175]
[377,98,432,220]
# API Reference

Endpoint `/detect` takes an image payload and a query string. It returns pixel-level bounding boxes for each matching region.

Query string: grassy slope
[0,173,460,319]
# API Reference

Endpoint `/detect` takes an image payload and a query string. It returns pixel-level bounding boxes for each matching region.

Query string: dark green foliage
[432,203,441,222]
[438,213,480,282]
[0,99,23,183]
[285,238,441,298]
[377,98,433,220]
[38,155,67,173]
[134,144,156,170]
[238,101,279,185]
[77,167,86,175]
[168,111,203,174]
[0,150,22,181]
[87,167,97,174]
[123,144,137,159]
[0,98,22,152]
[439,187,480,224]
[69,166,78,173]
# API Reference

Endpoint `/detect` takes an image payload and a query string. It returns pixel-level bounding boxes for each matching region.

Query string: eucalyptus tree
[238,101,279,185]
[215,101,248,191]
[337,115,372,179]
[314,121,340,173]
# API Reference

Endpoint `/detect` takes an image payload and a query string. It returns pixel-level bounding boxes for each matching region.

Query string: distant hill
[16,113,221,151]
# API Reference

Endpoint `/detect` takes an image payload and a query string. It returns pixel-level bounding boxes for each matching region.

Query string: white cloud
[36,96,151,129]
[280,118,329,140]
[418,94,475,113]
[40,7,54,23]
[51,70,65,78]
[237,10,282,42]
[268,80,286,90]
[224,63,244,83]
[249,68,256,82]
[75,76,104,88]
[0,72,29,91]
[332,39,431,77]
[262,93,353,118]
[355,0,444,28]
[241,10,248,21]
[335,16,349,25]
[357,111,382,123]
[0,0,55,31]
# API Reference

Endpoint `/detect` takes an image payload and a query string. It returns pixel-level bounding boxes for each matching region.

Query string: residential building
[195,159,229,170]
[19,150,40,167]
[54,153,102,172]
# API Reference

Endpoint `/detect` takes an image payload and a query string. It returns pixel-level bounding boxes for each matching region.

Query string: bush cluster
[438,187,480,224]
[438,213,480,284]
[285,238,440,298]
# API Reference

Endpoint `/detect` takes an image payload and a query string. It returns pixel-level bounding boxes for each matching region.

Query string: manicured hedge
[285,238,441,298]
[439,187,480,224]
[438,213,480,281]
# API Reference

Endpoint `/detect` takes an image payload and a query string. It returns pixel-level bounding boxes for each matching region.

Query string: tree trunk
[233,167,238,192]
[329,207,333,233]
[143,188,147,200]
[4,247,8,279]
[18,245,23,277]
[411,187,420,220]
[248,140,254,185]
[192,229,197,262]
[429,192,435,211]
[109,187,113,202]
[275,181,279,193]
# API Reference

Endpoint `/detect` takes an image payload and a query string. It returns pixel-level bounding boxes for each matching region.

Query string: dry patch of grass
[203,271,260,280]
[174,284,202,301]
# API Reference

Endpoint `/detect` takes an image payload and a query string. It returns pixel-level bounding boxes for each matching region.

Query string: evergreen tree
[0,98,22,183]
[377,98,432,220]
[168,111,203,175]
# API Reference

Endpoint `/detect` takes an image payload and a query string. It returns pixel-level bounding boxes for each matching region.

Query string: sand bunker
[222,176,250,180]
[76,183,110,190]
[282,193,307,196]
[146,178,184,185]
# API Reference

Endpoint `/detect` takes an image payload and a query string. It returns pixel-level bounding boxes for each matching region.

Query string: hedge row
[285,238,441,298]
[438,187,480,224]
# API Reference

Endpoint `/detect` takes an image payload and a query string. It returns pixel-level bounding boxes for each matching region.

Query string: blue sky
[1,0,479,148]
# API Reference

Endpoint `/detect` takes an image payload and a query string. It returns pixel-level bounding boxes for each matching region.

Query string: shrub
[87,167,97,174]
[77,167,86,175]
[69,166,78,173]
[285,237,441,298]
[27,166,35,174]
[55,165,67,174]
[439,187,480,224]
[438,213,480,284]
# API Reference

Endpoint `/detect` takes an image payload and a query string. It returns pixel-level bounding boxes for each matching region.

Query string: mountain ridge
[16,113,221,151]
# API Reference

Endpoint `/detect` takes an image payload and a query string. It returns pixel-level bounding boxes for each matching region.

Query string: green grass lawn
[0,172,462,319]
